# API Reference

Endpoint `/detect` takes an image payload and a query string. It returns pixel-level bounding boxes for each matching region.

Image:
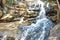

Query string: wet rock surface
[47,23,60,40]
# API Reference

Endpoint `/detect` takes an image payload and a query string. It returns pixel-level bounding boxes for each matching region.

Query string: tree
[0,0,6,8]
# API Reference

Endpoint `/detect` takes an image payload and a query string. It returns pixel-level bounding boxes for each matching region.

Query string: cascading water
[18,0,54,40]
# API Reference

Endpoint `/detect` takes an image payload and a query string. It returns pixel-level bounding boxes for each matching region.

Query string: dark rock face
[47,23,60,40]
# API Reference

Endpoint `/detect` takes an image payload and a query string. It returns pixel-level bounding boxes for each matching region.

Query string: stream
[17,0,54,40]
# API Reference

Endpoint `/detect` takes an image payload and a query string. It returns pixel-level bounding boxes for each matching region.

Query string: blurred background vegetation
[6,0,15,6]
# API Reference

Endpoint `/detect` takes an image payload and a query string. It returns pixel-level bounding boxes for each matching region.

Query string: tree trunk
[0,0,6,8]
[56,0,60,22]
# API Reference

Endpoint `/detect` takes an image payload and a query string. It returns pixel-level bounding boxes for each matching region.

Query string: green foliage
[6,0,15,6]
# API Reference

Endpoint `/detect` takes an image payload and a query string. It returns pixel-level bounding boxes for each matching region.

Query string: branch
[56,0,60,10]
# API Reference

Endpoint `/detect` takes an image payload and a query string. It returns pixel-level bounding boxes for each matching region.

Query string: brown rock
[20,8,26,11]
[51,16,57,22]
[9,9,15,14]
[27,11,34,15]
[48,37,57,40]
[1,14,14,21]
[18,2,27,8]
[47,10,57,22]
[19,10,26,15]
[47,23,60,40]
[19,20,31,26]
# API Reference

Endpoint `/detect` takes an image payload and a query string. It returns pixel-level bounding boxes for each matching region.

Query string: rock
[47,23,60,40]
[9,9,15,14]
[47,37,58,40]
[27,10,34,15]
[50,16,57,22]
[1,14,14,21]
[24,15,30,18]
[52,16,57,21]
[19,10,26,15]
[19,20,31,26]
[15,7,20,11]
[15,6,26,11]
[18,2,27,8]
[46,10,57,16]
[46,10,57,22]
[19,8,26,11]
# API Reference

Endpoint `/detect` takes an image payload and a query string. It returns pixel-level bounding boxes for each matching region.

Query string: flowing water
[18,0,54,40]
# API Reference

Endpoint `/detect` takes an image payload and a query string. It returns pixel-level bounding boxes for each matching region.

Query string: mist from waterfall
[18,0,54,40]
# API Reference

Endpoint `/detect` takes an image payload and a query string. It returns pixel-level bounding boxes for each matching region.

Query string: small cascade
[18,0,54,40]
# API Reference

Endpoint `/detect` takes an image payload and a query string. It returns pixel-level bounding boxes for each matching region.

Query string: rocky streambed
[0,0,58,40]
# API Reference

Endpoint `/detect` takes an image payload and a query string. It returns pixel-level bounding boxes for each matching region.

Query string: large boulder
[47,23,60,40]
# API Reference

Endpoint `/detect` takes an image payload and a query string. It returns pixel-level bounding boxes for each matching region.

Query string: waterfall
[18,0,54,40]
